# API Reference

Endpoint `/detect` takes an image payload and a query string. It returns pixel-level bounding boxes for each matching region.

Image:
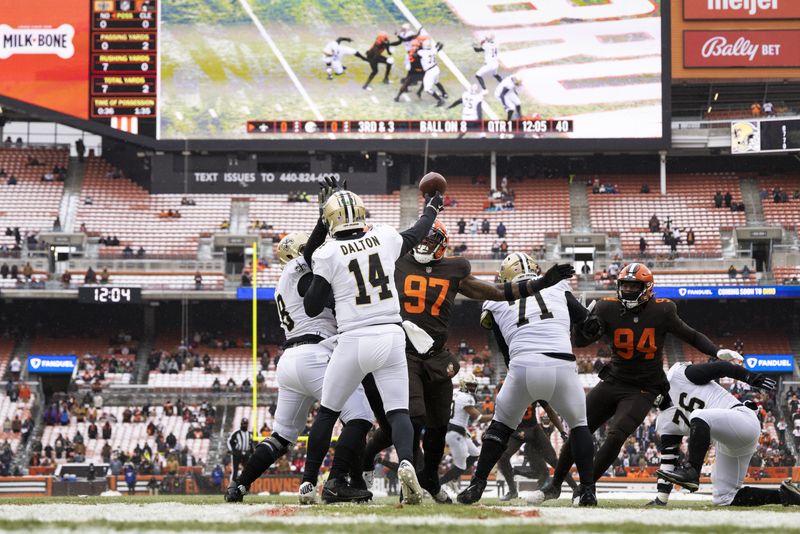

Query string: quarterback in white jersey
[299,187,444,505]
[495,75,522,120]
[473,35,502,90]
[651,360,800,507]
[448,84,484,121]
[323,37,360,79]
[441,374,492,486]
[458,252,597,507]
[225,231,372,505]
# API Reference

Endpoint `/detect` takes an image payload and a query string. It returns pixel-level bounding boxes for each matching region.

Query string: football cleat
[298,481,317,505]
[646,497,668,507]
[398,460,424,505]
[779,480,800,506]
[573,484,597,507]
[420,473,451,504]
[656,464,699,493]
[321,477,373,504]
[456,477,487,505]
[500,490,518,502]
[224,482,247,503]
[362,470,375,491]
[528,479,561,505]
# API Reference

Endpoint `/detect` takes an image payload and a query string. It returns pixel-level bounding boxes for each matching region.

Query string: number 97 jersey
[311,224,404,333]
[482,280,573,359]
[276,258,337,340]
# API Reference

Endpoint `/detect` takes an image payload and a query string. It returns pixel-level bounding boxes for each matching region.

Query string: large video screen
[158,0,665,141]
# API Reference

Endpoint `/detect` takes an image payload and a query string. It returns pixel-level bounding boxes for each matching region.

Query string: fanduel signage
[27,354,77,374]
[655,286,800,299]
[743,354,795,373]
[685,0,800,19]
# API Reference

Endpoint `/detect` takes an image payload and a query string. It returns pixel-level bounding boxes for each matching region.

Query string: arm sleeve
[303,218,327,267]
[447,98,463,109]
[399,205,437,256]
[296,272,314,297]
[477,102,482,121]
[491,321,511,368]
[473,46,483,52]
[666,302,718,357]
[571,301,605,347]
[303,276,332,317]
[565,292,588,325]
[684,361,749,385]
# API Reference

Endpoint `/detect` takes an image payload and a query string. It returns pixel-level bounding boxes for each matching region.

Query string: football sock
[362,427,392,471]
[329,419,372,481]
[570,426,595,486]
[656,434,682,503]
[550,438,572,487]
[386,409,414,463]
[301,405,339,486]
[476,76,486,90]
[498,456,516,494]
[237,433,290,488]
[411,416,426,468]
[688,418,711,472]
[475,420,514,481]
[439,466,464,485]
[422,425,447,485]
[730,486,782,506]
[493,74,502,82]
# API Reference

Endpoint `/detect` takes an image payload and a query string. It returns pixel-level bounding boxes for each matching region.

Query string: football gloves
[745,373,776,391]
[424,192,444,214]
[541,263,575,287]
[317,176,348,215]
[581,314,604,339]
[716,349,743,363]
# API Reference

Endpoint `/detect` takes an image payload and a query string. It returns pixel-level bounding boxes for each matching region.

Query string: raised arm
[399,193,443,256]
[684,361,776,390]
[458,265,575,302]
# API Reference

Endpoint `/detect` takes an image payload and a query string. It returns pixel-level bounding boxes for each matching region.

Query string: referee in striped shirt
[228,418,253,482]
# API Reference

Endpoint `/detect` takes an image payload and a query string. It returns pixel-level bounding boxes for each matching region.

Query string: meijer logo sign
[685,0,800,19]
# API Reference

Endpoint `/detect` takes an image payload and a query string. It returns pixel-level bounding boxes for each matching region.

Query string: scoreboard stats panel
[247,119,574,136]
[89,0,157,135]
[731,118,800,154]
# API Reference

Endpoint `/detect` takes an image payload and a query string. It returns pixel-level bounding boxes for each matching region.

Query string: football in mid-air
[419,172,447,196]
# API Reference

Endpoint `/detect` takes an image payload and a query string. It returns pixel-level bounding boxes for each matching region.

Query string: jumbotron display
[157,0,665,141]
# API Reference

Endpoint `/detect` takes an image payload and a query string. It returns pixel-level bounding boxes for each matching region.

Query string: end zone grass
[0,496,798,534]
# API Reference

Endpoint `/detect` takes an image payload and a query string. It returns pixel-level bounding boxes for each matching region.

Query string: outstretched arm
[458,266,575,302]
[684,361,776,390]
[447,98,463,110]
[666,305,719,357]
[542,402,568,439]
[465,405,492,423]
[303,218,328,267]
[398,193,443,256]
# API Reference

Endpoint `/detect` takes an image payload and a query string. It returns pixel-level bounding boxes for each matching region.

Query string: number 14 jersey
[311,224,404,333]
[482,280,573,359]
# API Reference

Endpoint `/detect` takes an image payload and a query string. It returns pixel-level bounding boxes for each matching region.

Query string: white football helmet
[459,373,478,393]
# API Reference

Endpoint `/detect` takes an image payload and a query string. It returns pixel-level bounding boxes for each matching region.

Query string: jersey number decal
[672,392,706,427]
[450,400,455,419]
[613,327,656,359]
[348,254,393,305]
[514,292,553,326]
[276,294,294,331]
[403,275,450,316]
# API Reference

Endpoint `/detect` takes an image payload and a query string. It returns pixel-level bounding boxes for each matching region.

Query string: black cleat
[500,490,518,501]
[348,473,368,491]
[456,477,487,505]
[646,497,668,507]
[224,482,247,503]
[528,479,561,505]
[656,464,699,493]
[573,484,597,507]
[779,480,800,506]
[322,477,373,504]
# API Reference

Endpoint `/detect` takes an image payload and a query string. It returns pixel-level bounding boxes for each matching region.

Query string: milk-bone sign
[684,30,800,67]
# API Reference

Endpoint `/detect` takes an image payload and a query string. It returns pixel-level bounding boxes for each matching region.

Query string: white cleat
[527,490,546,505]
[298,481,317,505]
[363,470,375,491]
[397,460,423,505]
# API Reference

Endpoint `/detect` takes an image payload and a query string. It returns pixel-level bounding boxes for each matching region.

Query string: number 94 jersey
[311,224,404,333]
[482,280,573,359]
[276,257,337,340]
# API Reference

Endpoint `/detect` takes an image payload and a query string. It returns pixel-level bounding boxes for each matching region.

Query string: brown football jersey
[588,297,717,392]
[395,254,471,352]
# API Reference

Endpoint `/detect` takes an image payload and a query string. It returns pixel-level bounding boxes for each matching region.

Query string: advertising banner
[27,354,77,374]
[684,30,800,68]
[654,286,800,299]
[685,1,800,20]
[743,354,795,373]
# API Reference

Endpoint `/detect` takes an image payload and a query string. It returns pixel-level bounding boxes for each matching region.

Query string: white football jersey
[481,41,498,64]
[311,224,404,333]
[399,30,416,51]
[275,258,337,340]
[450,390,476,428]
[417,48,438,71]
[323,41,342,61]
[460,90,483,121]
[483,280,573,359]
[667,363,741,415]
[494,76,518,99]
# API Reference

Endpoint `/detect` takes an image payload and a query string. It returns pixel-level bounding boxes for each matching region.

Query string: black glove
[424,192,444,214]
[581,314,603,339]
[323,175,347,191]
[559,431,568,441]
[540,263,575,288]
[745,373,776,391]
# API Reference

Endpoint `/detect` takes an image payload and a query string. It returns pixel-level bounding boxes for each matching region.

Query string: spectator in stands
[607,261,620,280]
[777,418,788,444]
[22,262,32,281]
[85,267,97,284]
[6,175,16,185]
[14,138,22,147]
[75,139,86,162]
[639,237,647,256]
[0,264,7,279]
[648,214,659,233]
[724,191,732,208]
[751,102,761,117]
[9,265,18,280]
[122,245,133,258]
[481,218,490,234]
[240,271,251,287]
[469,218,478,234]
[714,191,723,208]
[180,197,196,206]
[686,228,695,246]
[9,357,21,381]
[728,265,737,279]
[499,240,508,256]
[443,194,457,207]
[742,265,752,279]
[457,218,466,234]
[762,101,774,116]
[226,378,236,390]
[137,247,145,258]
[2,137,10,147]
[102,421,112,440]
[640,183,650,194]
[491,241,500,259]
[124,463,137,495]
[88,422,98,440]
[496,221,507,238]
[194,271,203,290]
[100,268,110,284]
[581,262,591,276]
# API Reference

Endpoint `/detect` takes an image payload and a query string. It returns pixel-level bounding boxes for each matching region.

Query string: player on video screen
[396,23,422,73]
[473,34,502,90]
[393,36,427,102]
[323,37,364,81]
[495,75,522,120]
[448,84,484,121]
[417,40,448,107]
[361,32,396,90]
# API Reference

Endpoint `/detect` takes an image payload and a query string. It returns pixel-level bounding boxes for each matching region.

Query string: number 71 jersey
[482,280,573,359]
[311,224,404,333]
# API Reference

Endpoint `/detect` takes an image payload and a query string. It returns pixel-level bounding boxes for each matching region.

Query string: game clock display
[78,286,142,304]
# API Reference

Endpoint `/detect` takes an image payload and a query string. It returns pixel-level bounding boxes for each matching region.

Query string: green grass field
[0,495,798,533]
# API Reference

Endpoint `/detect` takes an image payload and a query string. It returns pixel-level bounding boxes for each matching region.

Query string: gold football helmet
[321,190,366,236]
[499,252,539,283]
[277,231,309,265]
[459,373,478,393]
